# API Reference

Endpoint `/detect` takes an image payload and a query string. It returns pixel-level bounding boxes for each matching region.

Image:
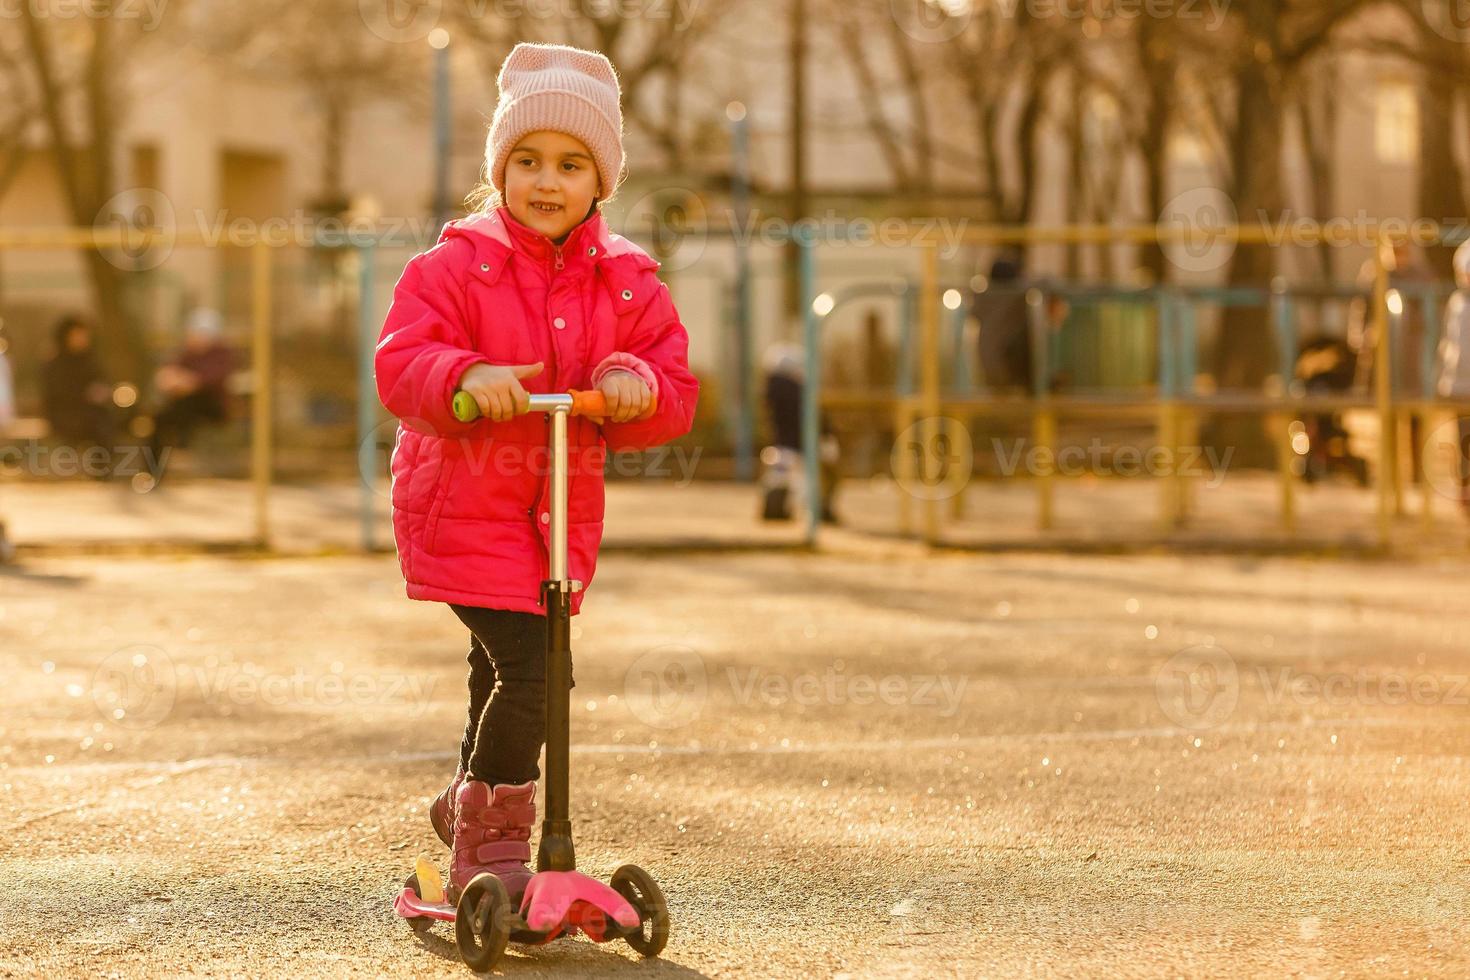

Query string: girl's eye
[518,158,535,167]
[562,162,579,172]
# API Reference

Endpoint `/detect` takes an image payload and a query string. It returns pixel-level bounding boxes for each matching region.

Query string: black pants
[451,604,573,787]
[149,390,227,458]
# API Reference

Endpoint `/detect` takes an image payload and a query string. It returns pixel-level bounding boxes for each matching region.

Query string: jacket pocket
[422,453,458,554]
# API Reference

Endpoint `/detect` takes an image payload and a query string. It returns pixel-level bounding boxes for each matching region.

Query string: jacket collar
[498,203,601,263]
[441,205,659,287]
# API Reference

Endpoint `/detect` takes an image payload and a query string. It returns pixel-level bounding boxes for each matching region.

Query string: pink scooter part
[394,885,457,923]
[519,869,641,940]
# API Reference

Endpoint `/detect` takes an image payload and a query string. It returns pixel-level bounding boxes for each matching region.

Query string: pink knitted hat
[486,43,625,202]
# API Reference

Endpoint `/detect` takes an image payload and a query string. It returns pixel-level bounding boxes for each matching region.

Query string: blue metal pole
[1157,287,1176,398]
[357,243,378,551]
[730,107,754,480]
[799,230,820,546]
[432,42,451,237]
[1179,299,1198,398]
[948,303,971,393]
[1271,284,1296,387]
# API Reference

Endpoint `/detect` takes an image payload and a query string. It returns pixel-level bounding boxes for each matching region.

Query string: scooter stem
[539,402,576,872]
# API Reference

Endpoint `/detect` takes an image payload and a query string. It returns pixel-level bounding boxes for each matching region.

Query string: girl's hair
[464,160,501,214]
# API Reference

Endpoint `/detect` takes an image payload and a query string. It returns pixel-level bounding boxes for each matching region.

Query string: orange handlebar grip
[570,389,607,418]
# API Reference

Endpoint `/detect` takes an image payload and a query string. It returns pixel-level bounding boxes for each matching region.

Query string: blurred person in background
[147,307,237,464]
[1436,240,1470,516]
[973,253,1032,393]
[760,341,840,523]
[42,314,116,470]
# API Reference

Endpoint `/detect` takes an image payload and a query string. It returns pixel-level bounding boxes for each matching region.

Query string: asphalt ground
[2,542,1468,976]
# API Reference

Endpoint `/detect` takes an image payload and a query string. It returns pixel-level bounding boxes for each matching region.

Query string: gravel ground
[2,544,1468,977]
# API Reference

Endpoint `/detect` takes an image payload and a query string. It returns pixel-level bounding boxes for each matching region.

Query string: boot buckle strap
[475,839,530,863]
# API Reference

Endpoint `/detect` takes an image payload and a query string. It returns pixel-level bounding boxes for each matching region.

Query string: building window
[1375,81,1419,165]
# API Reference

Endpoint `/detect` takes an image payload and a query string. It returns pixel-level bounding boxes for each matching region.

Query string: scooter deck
[393,857,458,922]
[393,857,547,936]
[394,886,457,923]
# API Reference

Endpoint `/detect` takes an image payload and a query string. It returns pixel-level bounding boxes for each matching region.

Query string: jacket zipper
[534,237,565,563]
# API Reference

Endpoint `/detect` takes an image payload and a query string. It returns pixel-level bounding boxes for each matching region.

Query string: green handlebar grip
[452,390,480,422]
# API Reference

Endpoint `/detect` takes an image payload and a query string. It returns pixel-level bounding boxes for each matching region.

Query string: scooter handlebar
[453,388,635,423]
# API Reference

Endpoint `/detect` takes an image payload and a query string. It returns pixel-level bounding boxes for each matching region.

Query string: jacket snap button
[480,263,489,272]
[587,246,597,257]
[553,317,566,329]
[621,289,633,301]
[540,512,550,525]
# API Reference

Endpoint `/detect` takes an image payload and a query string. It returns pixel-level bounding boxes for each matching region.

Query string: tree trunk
[1417,45,1467,280]
[886,14,931,190]
[1212,48,1285,466]
[1136,22,1172,284]
[833,8,910,187]
[21,6,144,385]
[321,91,346,208]
[1067,74,1085,279]
[981,98,1004,220]
[1296,61,1338,282]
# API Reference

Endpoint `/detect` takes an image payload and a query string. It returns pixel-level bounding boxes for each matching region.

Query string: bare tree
[14,0,151,380]
[0,35,37,201]
[1293,54,1341,282]
[448,2,731,176]
[1151,0,1387,464]
[196,1,428,214]
[1361,0,1470,279]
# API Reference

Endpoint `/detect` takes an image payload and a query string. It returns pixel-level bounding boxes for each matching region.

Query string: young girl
[374,42,698,903]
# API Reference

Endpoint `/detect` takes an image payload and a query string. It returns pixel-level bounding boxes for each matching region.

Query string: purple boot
[429,767,465,847]
[448,779,537,904]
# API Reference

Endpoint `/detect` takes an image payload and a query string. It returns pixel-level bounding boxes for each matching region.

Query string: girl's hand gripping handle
[452,388,645,423]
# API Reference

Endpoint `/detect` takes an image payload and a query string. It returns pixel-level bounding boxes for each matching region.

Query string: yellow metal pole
[1421,407,1433,532]
[1392,410,1407,517]
[1273,412,1296,536]
[1035,409,1056,531]
[1158,402,1176,531]
[919,244,942,544]
[252,241,273,549]
[950,407,969,522]
[1373,239,1392,548]
[896,397,914,535]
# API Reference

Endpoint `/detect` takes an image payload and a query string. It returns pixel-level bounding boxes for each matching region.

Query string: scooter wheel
[455,873,511,971]
[403,873,436,935]
[610,864,669,957]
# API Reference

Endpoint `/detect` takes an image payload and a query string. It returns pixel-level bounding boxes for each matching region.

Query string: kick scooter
[392,388,670,971]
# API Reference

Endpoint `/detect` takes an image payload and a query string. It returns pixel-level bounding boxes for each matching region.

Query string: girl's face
[504,130,602,243]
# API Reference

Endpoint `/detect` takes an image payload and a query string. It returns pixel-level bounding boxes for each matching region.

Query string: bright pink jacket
[374,205,699,615]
